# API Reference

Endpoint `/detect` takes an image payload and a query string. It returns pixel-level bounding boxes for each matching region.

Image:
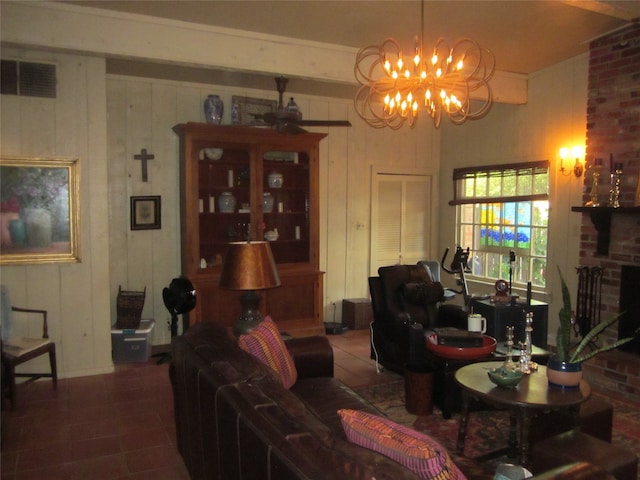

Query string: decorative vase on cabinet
[263,192,275,213]
[204,95,224,124]
[218,192,236,213]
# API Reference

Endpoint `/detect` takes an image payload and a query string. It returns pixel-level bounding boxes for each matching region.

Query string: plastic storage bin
[111,319,155,363]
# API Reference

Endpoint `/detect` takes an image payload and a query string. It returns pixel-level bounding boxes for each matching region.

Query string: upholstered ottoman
[531,430,638,480]
[529,396,613,443]
[578,396,613,442]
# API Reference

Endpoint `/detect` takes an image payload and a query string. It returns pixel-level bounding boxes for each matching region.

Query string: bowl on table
[487,366,523,388]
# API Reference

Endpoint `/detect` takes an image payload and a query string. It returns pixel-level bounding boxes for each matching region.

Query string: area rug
[354,378,640,478]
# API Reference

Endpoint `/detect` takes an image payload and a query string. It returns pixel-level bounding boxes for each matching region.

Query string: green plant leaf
[571,334,637,363]
[556,266,572,362]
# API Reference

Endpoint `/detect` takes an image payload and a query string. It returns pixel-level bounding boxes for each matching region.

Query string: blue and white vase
[218,192,236,213]
[204,95,224,124]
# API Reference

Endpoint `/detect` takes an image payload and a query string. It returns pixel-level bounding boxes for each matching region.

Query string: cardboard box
[111,319,155,363]
[342,298,373,330]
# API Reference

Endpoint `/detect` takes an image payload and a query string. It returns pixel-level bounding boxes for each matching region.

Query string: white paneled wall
[1,47,112,378]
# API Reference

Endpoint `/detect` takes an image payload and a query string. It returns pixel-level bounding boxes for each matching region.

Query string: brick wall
[579,23,640,402]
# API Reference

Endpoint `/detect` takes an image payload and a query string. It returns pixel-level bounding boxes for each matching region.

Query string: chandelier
[354,1,495,129]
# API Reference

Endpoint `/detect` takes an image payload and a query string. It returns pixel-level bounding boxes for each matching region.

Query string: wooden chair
[1,300,57,410]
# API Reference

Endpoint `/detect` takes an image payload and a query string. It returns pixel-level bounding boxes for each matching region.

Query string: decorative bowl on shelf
[203,148,223,160]
[487,366,523,388]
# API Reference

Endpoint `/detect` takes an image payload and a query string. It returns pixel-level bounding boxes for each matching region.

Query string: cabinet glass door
[198,147,251,268]
[262,150,310,264]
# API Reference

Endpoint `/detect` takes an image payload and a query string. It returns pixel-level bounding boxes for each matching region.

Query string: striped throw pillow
[238,316,298,389]
[338,409,466,480]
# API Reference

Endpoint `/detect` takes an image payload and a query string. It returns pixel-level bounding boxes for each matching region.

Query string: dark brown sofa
[169,322,613,480]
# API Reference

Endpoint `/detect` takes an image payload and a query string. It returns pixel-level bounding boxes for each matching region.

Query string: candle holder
[503,326,517,371]
[585,160,602,207]
[519,312,536,374]
[609,163,623,208]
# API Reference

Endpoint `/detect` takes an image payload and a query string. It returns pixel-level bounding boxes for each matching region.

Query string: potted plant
[548,266,638,388]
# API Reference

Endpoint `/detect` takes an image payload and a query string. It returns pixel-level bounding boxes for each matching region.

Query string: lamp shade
[219,241,281,291]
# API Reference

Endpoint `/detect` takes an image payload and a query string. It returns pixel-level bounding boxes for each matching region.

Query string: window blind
[449,160,549,205]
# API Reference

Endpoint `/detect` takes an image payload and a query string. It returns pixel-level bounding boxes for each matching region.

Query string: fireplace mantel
[571,206,640,255]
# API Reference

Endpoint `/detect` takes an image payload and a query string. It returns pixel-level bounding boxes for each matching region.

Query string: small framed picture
[130,196,161,230]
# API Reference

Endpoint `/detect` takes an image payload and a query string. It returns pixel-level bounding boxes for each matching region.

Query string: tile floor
[1,327,394,479]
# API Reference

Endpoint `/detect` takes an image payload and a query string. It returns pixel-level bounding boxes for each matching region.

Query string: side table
[454,361,591,468]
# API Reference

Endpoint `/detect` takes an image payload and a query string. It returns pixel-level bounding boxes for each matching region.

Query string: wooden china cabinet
[173,123,326,336]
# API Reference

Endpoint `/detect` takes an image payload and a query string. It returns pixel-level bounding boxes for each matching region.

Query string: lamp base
[232,290,264,337]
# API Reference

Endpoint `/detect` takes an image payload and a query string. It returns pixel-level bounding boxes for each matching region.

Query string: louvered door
[370,172,432,272]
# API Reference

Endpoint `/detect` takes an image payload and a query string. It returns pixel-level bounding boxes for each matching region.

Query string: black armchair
[369,263,467,374]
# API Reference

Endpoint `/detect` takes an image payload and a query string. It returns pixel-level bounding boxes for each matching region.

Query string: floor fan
[153,276,196,363]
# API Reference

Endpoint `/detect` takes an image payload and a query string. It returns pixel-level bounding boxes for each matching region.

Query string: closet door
[370,171,433,273]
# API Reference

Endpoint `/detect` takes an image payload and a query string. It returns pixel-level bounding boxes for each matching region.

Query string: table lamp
[219,240,281,336]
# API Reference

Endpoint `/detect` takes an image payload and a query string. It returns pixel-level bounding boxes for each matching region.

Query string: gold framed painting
[0,155,80,265]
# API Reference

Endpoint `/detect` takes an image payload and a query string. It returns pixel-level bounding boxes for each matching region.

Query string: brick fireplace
[576,24,640,402]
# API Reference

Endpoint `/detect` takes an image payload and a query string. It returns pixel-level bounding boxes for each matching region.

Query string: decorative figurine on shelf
[503,326,517,371]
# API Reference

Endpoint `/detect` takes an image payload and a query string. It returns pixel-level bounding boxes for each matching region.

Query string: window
[450,161,549,288]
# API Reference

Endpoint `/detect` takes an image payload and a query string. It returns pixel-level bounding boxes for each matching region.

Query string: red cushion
[238,316,298,389]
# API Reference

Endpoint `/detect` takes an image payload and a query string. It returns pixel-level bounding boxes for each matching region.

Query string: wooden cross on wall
[134,148,154,182]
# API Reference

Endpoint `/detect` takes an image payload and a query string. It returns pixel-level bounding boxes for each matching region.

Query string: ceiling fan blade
[293,120,351,127]
[276,122,308,135]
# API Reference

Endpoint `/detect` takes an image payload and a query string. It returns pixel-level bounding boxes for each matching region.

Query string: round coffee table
[454,361,591,468]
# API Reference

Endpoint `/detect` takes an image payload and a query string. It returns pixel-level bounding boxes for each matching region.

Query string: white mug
[468,314,487,333]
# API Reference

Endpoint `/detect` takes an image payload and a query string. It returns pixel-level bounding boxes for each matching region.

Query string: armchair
[369,263,468,374]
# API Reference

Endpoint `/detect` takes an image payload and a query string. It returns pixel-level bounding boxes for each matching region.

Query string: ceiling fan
[253,76,351,134]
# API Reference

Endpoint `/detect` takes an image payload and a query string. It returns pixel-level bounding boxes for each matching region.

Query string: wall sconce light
[559,146,584,177]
